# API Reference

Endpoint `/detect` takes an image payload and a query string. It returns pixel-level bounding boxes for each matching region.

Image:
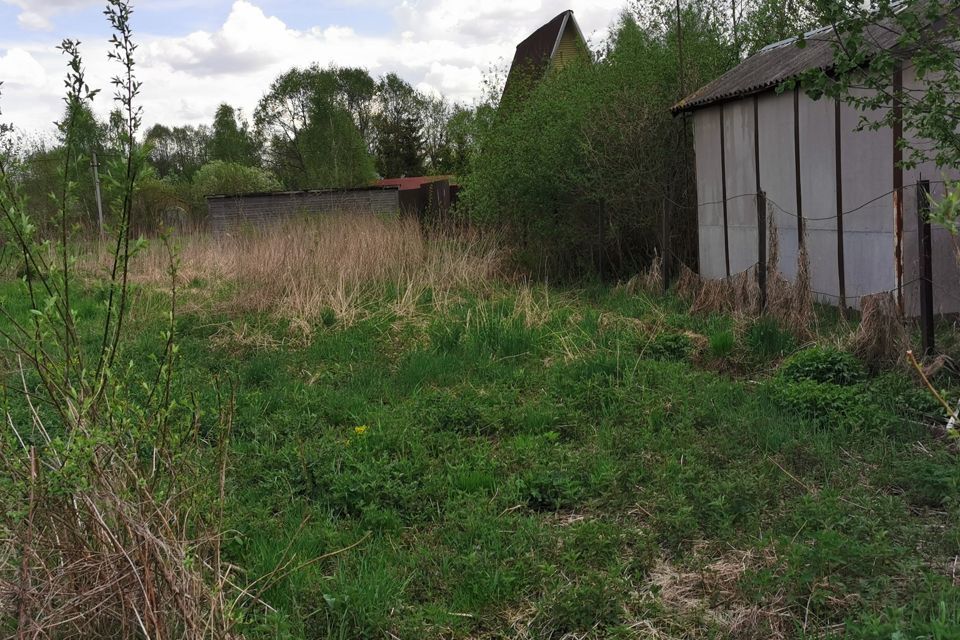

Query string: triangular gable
[501,10,588,106]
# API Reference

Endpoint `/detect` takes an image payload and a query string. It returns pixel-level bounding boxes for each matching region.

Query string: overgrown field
[2,222,959,638]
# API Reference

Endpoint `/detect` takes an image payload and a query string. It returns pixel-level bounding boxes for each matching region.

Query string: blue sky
[0,1,396,39]
[0,0,624,133]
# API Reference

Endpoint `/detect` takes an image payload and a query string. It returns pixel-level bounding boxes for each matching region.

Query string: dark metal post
[793,86,804,249]
[835,98,847,318]
[894,63,905,314]
[662,199,671,293]
[917,180,935,356]
[757,191,767,312]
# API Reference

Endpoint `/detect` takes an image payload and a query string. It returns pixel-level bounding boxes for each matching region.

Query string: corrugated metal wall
[692,81,960,316]
[206,187,401,235]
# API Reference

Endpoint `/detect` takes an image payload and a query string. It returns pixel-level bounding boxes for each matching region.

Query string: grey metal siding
[207,188,401,235]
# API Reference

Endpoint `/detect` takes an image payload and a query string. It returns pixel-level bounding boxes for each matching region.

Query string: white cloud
[1,0,625,133]
[4,0,99,31]
[0,49,47,88]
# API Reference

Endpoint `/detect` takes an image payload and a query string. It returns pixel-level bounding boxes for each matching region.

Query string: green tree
[444,103,495,177]
[372,73,426,177]
[144,123,209,179]
[209,103,259,166]
[333,66,377,148]
[192,160,281,197]
[421,94,457,174]
[255,65,375,189]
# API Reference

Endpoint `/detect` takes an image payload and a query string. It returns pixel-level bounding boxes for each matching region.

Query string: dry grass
[83,213,503,324]
[638,547,789,640]
[1,360,237,639]
[620,251,663,296]
[850,291,909,369]
[685,210,815,337]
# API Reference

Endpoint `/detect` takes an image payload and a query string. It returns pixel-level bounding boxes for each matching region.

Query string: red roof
[374,176,452,191]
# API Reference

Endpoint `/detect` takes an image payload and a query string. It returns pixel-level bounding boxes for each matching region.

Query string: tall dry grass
[85,214,503,323]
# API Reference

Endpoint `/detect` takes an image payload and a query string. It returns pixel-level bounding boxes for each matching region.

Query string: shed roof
[375,176,452,191]
[671,3,926,114]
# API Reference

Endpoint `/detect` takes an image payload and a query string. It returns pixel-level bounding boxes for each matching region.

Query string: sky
[0,0,627,135]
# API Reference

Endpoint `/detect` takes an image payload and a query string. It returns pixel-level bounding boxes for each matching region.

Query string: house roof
[501,10,586,103]
[374,176,452,191]
[671,2,927,114]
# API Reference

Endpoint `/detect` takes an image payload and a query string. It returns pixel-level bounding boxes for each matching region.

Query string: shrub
[192,160,281,199]
[779,346,867,386]
[769,378,883,430]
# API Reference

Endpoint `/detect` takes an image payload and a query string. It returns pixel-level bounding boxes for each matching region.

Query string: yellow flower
[354,425,368,436]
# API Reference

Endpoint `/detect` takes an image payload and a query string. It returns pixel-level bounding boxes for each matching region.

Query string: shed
[374,176,454,218]
[674,16,960,316]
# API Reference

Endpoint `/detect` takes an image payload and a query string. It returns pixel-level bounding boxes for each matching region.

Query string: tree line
[6,65,486,233]
[6,0,955,280]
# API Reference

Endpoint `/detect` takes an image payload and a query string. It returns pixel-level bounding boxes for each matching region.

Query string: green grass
[2,277,959,638]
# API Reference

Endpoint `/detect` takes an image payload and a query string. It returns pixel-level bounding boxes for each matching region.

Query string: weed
[779,346,867,385]
[536,571,626,638]
[769,378,882,430]
[746,316,796,360]
[643,332,693,362]
[708,328,736,359]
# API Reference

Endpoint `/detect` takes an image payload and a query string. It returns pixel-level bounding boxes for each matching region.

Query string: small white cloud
[17,11,52,31]
[4,0,98,31]
[0,49,47,88]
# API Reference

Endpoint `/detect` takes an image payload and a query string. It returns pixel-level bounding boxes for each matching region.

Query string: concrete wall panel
[798,95,839,299]
[694,106,727,279]
[723,98,759,274]
[899,64,960,314]
[757,90,799,280]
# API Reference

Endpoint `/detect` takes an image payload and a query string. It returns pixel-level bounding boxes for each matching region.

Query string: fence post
[757,190,767,312]
[662,198,671,293]
[917,180,935,356]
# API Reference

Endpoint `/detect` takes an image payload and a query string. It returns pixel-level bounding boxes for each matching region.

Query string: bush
[769,378,883,430]
[779,347,867,386]
[192,160,281,199]
[460,11,731,278]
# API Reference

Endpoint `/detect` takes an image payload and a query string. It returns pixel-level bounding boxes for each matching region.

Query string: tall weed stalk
[0,2,236,637]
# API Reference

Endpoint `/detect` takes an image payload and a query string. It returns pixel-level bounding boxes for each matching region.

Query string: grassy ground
[3,231,960,638]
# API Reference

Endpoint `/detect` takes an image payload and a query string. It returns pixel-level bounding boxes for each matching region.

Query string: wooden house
[501,10,590,106]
